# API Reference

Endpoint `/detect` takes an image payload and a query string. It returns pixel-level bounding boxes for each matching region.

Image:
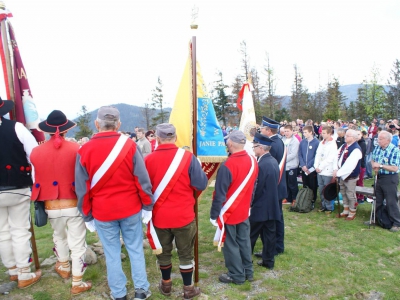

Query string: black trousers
[250,220,276,268]
[376,174,400,227]
[286,168,299,202]
[302,170,318,202]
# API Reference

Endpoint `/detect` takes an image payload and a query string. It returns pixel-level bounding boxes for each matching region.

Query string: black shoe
[113,296,127,300]
[254,252,262,258]
[133,288,151,300]
[246,275,254,282]
[218,273,244,285]
[311,202,315,210]
[257,260,274,270]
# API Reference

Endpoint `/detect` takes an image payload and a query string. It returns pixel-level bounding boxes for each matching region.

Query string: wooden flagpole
[0,8,40,271]
[191,35,199,286]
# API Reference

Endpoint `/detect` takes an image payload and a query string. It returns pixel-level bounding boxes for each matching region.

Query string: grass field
[1,178,400,300]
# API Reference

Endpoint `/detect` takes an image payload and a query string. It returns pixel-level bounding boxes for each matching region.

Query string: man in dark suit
[258,116,287,255]
[250,133,280,270]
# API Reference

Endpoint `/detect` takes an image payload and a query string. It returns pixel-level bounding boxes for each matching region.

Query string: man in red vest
[144,123,207,300]
[0,97,39,289]
[30,110,91,295]
[210,130,259,284]
[76,106,154,300]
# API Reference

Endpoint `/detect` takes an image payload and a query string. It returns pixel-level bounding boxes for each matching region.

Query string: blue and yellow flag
[169,44,226,163]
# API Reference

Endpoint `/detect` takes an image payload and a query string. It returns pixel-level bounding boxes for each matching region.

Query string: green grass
[1,181,400,299]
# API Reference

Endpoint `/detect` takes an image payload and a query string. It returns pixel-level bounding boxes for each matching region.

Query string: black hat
[0,96,14,116]
[322,182,339,201]
[38,110,76,134]
[253,132,273,146]
[261,116,279,129]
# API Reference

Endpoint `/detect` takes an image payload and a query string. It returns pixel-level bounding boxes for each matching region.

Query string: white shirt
[336,143,362,180]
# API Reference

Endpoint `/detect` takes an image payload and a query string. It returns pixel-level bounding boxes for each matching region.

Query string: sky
[1,0,400,120]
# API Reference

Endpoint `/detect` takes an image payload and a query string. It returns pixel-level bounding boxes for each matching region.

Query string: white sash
[213,154,256,251]
[91,134,128,189]
[148,148,186,254]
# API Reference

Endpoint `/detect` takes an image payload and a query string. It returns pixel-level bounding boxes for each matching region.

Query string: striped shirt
[372,143,400,174]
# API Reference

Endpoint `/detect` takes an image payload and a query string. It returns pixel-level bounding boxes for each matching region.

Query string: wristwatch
[379,164,383,169]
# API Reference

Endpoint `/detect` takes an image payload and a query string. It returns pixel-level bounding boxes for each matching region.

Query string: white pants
[0,188,32,269]
[47,207,87,276]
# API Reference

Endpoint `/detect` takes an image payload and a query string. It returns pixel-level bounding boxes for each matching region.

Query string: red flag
[7,22,44,142]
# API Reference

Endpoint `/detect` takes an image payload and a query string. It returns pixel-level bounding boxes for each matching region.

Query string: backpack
[376,205,393,229]
[290,186,314,213]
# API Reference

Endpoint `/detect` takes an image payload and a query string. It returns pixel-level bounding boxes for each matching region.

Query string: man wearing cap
[250,133,280,270]
[76,106,154,300]
[258,116,287,256]
[30,110,91,294]
[210,130,258,284]
[336,129,362,220]
[144,123,207,299]
[0,97,40,288]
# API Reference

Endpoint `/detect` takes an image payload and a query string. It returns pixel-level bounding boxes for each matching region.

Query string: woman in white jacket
[314,126,338,213]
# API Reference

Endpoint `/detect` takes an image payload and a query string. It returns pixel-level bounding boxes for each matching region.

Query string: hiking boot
[325,210,333,215]
[18,269,42,289]
[345,214,356,221]
[390,226,400,232]
[183,284,201,299]
[71,281,92,295]
[318,208,327,212]
[254,252,262,258]
[134,288,151,300]
[158,279,172,296]
[218,273,244,285]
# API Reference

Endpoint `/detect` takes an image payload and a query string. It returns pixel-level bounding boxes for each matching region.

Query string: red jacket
[30,137,79,201]
[144,144,208,228]
[210,150,259,225]
[76,132,153,222]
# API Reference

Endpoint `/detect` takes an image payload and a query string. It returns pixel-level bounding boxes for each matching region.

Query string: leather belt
[0,186,29,191]
[45,199,78,210]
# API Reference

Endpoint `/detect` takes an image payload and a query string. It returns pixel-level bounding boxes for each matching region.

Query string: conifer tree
[212,71,229,126]
[75,105,93,140]
[324,77,346,121]
[386,59,400,119]
[151,76,169,127]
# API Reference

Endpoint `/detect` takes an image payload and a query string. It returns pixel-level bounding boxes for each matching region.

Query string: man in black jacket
[250,133,280,270]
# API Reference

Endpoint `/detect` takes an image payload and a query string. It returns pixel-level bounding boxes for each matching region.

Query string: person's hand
[316,168,321,173]
[301,166,309,173]
[141,210,152,225]
[210,218,218,227]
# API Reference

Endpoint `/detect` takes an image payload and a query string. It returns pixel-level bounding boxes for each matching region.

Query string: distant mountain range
[66,84,389,138]
[66,103,171,137]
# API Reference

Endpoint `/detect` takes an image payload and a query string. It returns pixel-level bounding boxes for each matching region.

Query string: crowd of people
[1,96,400,300]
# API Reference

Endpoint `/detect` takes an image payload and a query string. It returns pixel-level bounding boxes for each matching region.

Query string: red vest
[144,144,194,228]
[30,137,79,201]
[223,151,259,225]
[78,132,152,222]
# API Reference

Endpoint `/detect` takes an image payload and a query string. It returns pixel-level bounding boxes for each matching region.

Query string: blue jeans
[95,212,150,298]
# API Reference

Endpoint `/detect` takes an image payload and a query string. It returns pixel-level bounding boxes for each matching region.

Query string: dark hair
[145,130,155,138]
[303,125,314,134]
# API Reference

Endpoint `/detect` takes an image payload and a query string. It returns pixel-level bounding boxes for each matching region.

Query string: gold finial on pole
[0,1,6,10]
[190,5,199,29]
